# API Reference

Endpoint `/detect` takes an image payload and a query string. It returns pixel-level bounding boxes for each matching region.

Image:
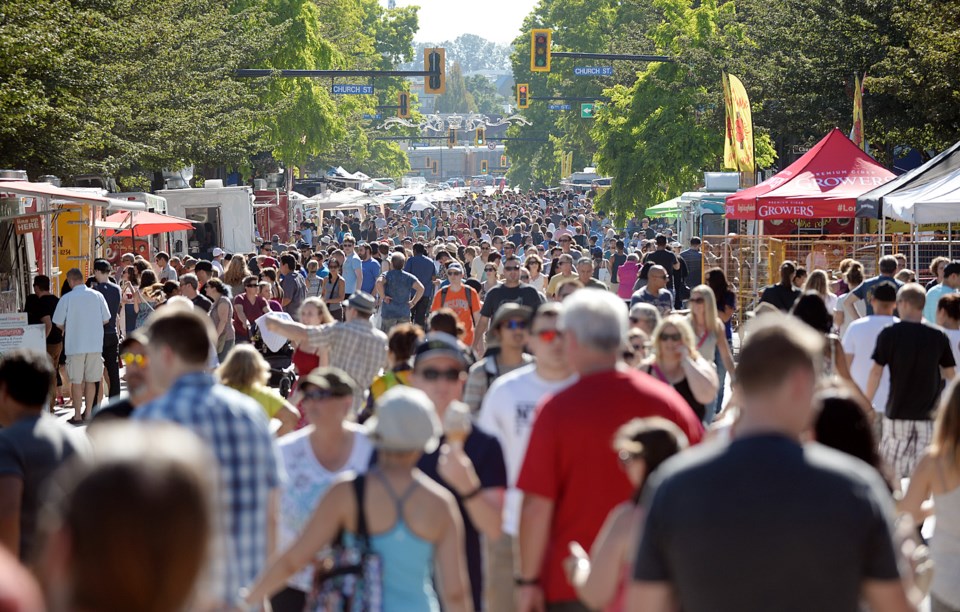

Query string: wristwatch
[514,576,540,586]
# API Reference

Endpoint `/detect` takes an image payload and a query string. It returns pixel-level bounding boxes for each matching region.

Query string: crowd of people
[0,188,958,612]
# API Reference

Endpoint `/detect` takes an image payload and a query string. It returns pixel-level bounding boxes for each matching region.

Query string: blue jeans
[712,339,731,416]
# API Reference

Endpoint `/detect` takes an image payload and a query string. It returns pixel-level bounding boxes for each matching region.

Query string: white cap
[212,247,224,257]
[367,387,442,453]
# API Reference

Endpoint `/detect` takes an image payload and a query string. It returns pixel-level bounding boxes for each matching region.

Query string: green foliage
[433,63,477,114]
[464,75,507,117]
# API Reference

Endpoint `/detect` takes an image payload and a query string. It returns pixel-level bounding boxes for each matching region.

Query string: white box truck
[158,184,256,259]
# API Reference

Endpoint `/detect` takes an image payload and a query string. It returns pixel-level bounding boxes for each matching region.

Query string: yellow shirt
[546,273,578,298]
[237,384,286,419]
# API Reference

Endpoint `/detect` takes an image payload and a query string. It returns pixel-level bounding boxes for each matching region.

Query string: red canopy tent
[725,128,895,221]
[100,210,195,237]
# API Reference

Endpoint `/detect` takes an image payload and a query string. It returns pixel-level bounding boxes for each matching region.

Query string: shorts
[881,417,934,480]
[66,352,104,383]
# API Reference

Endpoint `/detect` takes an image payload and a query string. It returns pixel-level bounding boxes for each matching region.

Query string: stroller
[250,321,297,398]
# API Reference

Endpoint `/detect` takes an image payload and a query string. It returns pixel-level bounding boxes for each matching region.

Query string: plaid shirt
[134,372,282,606]
[306,318,388,411]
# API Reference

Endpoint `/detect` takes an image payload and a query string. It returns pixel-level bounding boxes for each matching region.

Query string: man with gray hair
[515,291,702,612]
[629,302,661,335]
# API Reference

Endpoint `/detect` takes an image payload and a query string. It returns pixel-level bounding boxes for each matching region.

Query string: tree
[464,75,507,116]
[434,63,477,113]
[592,0,775,222]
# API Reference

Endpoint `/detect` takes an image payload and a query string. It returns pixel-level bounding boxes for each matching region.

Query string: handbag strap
[352,475,370,546]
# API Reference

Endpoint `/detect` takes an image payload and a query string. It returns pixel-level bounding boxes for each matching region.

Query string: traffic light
[517,83,530,109]
[425,156,431,167]
[530,29,552,72]
[475,127,485,146]
[432,160,439,175]
[424,48,446,94]
[500,154,507,167]
[481,160,488,174]
[447,128,456,148]
[397,91,410,119]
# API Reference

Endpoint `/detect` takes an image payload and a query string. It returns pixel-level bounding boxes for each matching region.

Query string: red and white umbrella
[99,210,195,237]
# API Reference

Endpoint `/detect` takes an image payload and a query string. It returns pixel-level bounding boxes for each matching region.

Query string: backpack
[439,285,475,319]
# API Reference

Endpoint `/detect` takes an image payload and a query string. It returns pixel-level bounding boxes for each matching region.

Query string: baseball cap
[320,236,331,244]
[212,247,224,257]
[413,332,468,368]
[446,263,463,273]
[298,366,357,397]
[366,386,442,453]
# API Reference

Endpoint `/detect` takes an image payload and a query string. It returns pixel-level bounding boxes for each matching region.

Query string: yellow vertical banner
[722,73,737,171]
[728,74,754,174]
[851,75,865,150]
[566,151,573,177]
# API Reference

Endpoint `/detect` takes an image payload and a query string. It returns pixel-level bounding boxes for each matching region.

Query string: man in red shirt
[516,290,703,612]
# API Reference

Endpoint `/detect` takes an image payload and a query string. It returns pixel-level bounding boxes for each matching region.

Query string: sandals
[67,417,85,426]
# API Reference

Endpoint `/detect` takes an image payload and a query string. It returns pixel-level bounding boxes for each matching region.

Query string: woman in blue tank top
[240,386,472,612]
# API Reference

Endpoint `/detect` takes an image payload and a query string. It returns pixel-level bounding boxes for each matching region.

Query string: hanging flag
[722,73,737,171]
[728,74,754,174]
[566,151,574,177]
[851,74,865,151]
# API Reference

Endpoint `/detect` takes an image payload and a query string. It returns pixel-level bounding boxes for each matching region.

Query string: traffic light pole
[550,52,674,63]
[235,69,439,78]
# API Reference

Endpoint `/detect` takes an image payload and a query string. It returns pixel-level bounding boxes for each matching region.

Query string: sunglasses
[504,266,520,271]
[302,389,336,401]
[328,264,340,269]
[502,319,528,331]
[688,297,706,304]
[485,267,496,272]
[559,239,571,243]
[419,368,462,381]
[447,270,462,276]
[660,332,683,342]
[535,329,561,342]
[245,283,258,288]
[121,353,147,367]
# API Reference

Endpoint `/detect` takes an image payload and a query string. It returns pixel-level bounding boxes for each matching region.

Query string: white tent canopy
[883,167,960,224]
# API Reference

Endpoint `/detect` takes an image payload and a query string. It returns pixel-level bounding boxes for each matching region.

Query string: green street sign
[581,103,595,119]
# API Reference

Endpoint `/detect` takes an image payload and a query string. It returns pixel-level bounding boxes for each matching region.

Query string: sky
[385,0,539,44]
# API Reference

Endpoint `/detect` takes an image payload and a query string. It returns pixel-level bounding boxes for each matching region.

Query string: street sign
[581,103,596,118]
[331,84,374,95]
[548,104,572,111]
[362,113,383,120]
[487,142,496,150]
[574,66,613,77]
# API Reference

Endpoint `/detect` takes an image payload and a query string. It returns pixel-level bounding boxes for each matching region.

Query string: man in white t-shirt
[842,281,898,439]
[477,303,577,612]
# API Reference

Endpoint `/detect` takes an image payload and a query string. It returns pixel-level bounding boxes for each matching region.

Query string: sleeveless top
[646,364,706,423]
[932,460,960,608]
[362,471,439,612]
[617,262,639,299]
[687,315,718,362]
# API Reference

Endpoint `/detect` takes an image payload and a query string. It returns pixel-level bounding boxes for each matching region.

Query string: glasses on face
[632,343,648,352]
[618,449,640,465]
[420,367,463,382]
[485,267,496,272]
[447,270,462,277]
[535,329,561,342]
[121,353,147,367]
[660,332,683,343]
[504,266,520,271]
[302,389,336,401]
[328,264,339,269]
[688,297,706,304]
[650,274,667,280]
[629,317,640,324]
[502,319,528,331]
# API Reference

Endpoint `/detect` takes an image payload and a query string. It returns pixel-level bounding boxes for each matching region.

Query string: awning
[0,180,145,210]
[856,141,960,218]
[97,210,196,237]
[725,128,894,220]
[646,197,682,218]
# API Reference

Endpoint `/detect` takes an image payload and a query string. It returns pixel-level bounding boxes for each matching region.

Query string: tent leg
[950,223,953,260]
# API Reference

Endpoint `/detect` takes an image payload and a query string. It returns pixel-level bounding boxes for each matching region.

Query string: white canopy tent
[883,168,960,224]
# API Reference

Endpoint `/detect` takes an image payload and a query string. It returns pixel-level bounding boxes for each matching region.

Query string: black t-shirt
[643,227,656,239]
[417,427,507,611]
[0,414,86,562]
[94,281,122,336]
[192,293,213,313]
[872,321,956,420]
[479,283,546,319]
[634,435,900,612]
[643,249,679,278]
[759,283,801,312]
[91,395,136,422]
[24,294,62,344]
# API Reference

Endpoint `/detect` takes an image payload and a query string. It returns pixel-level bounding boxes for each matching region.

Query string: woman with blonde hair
[218,344,300,436]
[223,254,251,298]
[900,379,960,612]
[803,269,838,315]
[686,284,735,417]
[642,315,719,424]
